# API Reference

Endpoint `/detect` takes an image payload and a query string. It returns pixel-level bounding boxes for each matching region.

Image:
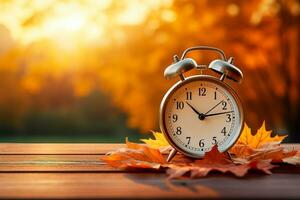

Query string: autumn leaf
[235,122,287,149]
[167,146,275,179]
[141,131,171,152]
[228,122,300,165]
[228,121,300,166]
[102,139,166,169]
[258,147,298,163]
[230,122,284,157]
[230,144,255,158]
[232,145,298,164]
[283,151,300,165]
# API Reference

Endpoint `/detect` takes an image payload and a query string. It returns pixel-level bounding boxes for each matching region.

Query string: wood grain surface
[0,143,299,199]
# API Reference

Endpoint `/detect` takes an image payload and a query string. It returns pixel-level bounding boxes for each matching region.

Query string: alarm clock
[159,46,244,162]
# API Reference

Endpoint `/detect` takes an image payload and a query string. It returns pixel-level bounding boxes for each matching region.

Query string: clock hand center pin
[185,101,205,120]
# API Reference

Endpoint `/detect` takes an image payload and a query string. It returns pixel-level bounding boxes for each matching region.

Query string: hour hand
[185,101,204,117]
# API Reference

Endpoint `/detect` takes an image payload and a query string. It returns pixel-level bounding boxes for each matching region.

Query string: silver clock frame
[159,75,244,159]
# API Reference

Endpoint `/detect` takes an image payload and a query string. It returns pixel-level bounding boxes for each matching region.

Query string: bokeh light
[0,0,299,142]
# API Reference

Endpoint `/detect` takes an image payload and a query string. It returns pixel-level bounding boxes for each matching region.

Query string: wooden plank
[0,172,299,199]
[0,143,126,155]
[0,154,170,172]
[0,144,299,172]
[0,143,299,155]
[0,155,115,172]
[1,155,300,173]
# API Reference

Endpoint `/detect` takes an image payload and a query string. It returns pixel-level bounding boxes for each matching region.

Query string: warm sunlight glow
[0,0,299,136]
[0,0,171,46]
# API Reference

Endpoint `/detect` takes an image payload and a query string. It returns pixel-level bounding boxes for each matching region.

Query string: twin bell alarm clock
[159,46,244,162]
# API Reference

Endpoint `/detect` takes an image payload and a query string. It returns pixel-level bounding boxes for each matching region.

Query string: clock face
[160,76,243,158]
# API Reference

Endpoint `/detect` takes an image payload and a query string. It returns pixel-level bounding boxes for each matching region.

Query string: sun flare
[0,0,171,47]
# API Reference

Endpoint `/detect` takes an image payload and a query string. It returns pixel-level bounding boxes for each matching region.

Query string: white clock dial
[161,76,243,158]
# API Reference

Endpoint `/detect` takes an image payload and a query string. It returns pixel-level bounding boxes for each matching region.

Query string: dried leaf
[103,139,166,169]
[166,146,275,179]
[232,144,298,164]
[253,147,297,163]
[230,143,256,158]
[230,122,290,161]
[248,160,274,175]
[195,145,231,165]
[283,151,300,165]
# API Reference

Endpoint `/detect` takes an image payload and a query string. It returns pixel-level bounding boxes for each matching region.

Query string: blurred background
[0,0,299,143]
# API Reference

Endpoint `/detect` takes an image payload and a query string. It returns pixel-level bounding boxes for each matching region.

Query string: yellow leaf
[140,131,170,149]
[236,121,287,149]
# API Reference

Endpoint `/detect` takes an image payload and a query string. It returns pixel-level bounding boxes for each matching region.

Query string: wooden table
[0,143,299,199]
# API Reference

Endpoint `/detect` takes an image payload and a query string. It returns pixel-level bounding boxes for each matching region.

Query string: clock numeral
[214,91,217,100]
[176,101,184,109]
[222,101,227,110]
[172,114,178,122]
[186,91,192,100]
[221,127,227,136]
[226,114,231,122]
[212,136,217,145]
[199,139,204,147]
[176,127,182,135]
[199,87,206,96]
[186,137,191,145]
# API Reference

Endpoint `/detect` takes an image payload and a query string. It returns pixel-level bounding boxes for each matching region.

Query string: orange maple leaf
[102,139,166,169]
[229,122,300,165]
[255,147,297,163]
[232,145,299,164]
[230,122,288,158]
[283,151,300,165]
[167,146,275,179]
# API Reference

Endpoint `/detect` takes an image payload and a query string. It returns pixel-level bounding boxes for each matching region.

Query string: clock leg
[226,151,233,162]
[167,148,177,162]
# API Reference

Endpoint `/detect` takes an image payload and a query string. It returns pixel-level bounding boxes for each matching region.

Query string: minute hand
[204,100,224,115]
[205,111,233,117]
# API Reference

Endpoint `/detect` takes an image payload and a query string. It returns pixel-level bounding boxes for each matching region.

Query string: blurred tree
[0,0,299,141]
[98,0,300,141]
